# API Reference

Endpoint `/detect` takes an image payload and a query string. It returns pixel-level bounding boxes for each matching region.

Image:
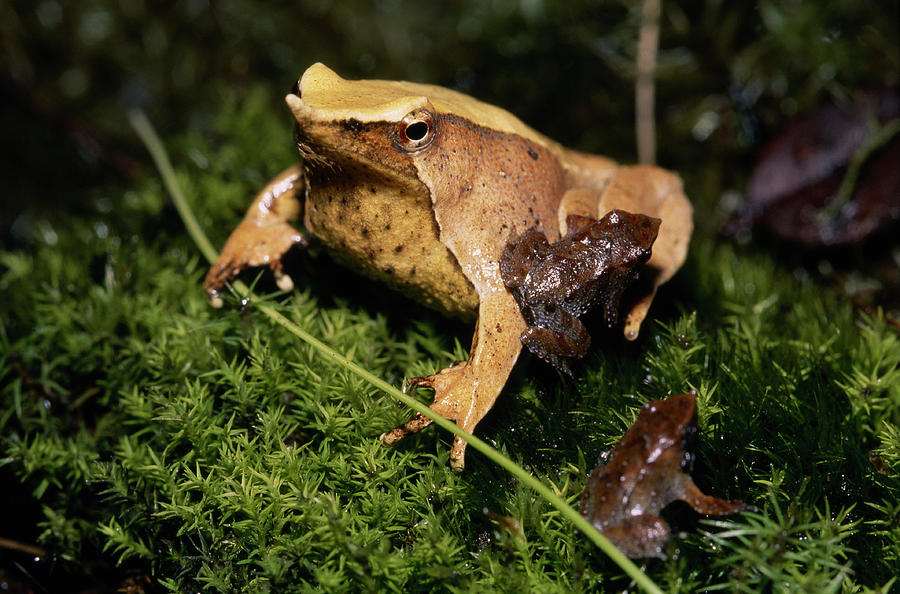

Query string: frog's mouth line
[293,124,336,171]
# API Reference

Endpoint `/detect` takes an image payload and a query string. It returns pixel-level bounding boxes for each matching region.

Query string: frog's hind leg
[204,164,308,307]
[558,167,692,340]
[671,472,747,516]
[519,311,591,375]
[382,292,526,471]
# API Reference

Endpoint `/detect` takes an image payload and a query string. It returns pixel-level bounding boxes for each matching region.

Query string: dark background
[3,0,896,230]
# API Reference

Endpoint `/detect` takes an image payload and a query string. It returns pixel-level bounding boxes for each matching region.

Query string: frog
[580,392,746,558]
[500,210,661,374]
[204,63,693,470]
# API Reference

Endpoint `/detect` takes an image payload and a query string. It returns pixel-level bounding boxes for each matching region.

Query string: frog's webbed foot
[381,362,467,447]
[381,294,525,471]
[204,165,308,307]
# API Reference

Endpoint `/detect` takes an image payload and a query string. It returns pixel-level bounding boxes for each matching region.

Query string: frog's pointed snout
[299,62,342,91]
[285,63,339,123]
[285,92,306,118]
[287,63,343,114]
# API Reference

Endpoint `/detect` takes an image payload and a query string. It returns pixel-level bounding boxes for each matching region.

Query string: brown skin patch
[580,392,745,558]
[500,210,661,375]
[301,118,478,318]
[388,115,570,468]
[419,114,568,262]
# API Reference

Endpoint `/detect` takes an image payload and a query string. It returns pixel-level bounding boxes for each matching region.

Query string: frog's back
[299,63,562,150]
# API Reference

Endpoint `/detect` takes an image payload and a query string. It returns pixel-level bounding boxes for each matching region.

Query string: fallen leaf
[728,89,899,246]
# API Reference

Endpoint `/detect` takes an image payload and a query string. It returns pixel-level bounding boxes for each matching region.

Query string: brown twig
[0,537,47,558]
[636,0,660,165]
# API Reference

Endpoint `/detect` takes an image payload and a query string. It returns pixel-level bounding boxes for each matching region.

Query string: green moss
[3,1,899,588]
[1,84,897,592]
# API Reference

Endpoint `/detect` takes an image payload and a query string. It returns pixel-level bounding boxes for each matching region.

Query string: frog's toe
[407,360,466,391]
[381,414,469,472]
[449,436,468,471]
[203,261,240,306]
[622,294,654,340]
[275,272,294,292]
[208,289,225,309]
[380,412,434,445]
[407,374,436,391]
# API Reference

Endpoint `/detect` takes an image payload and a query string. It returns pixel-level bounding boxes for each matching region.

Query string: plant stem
[128,111,220,265]
[636,0,660,165]
[821,117,900,221]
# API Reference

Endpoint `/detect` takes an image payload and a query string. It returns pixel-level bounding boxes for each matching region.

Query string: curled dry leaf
[499,210,660,374]
[728,89,900,246]
[580,392,745,558]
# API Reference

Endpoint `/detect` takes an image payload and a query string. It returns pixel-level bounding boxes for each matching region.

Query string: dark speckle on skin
[343,118,363,133]
[527,147,539,160]
[395,244,404,253]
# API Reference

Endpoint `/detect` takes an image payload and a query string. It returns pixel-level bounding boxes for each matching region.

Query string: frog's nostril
[290,80,301,98]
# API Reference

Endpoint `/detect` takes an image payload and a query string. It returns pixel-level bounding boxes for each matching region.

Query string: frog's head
[283,63,502,318]
[284,63,549,177]
[286,63,437,178]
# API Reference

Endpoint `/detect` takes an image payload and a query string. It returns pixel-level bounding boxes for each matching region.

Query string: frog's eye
[396,110,435,152]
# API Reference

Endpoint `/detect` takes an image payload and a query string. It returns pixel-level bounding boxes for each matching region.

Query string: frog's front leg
[382,290,526,471]
[204,164,308,307]
[559,166,692,340]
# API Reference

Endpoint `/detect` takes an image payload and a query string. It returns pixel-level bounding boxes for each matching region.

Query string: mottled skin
[500,210,660,374]
[204,63,693,470]
[580,393,745,558]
